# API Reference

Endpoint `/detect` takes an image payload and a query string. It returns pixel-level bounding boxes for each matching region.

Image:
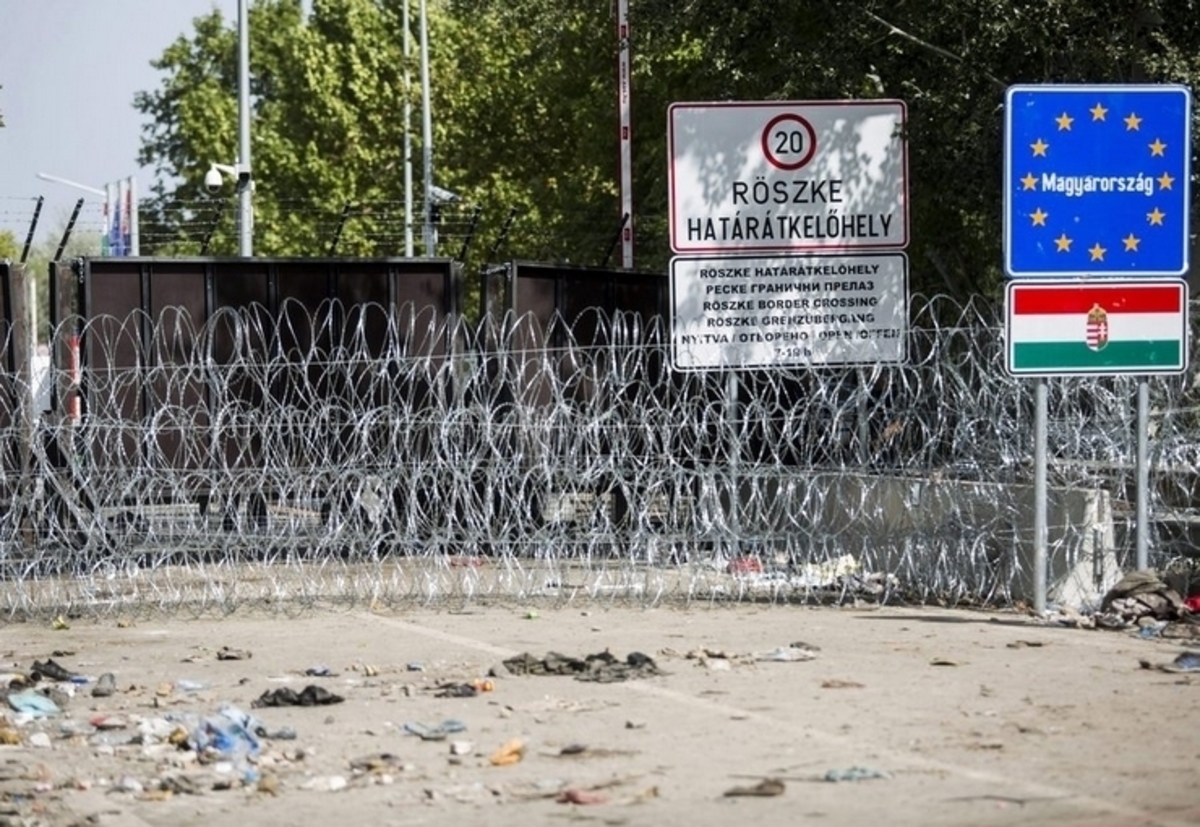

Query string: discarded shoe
[724,778,786,797]
[402,719,467,741]
[30,659,80,682]
[217,646,252,661]
[1140,651,1200,673]
[91,672,117,698]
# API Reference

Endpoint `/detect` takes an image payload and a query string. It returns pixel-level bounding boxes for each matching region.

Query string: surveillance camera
[204,167,224,194]
[428,184,461,203]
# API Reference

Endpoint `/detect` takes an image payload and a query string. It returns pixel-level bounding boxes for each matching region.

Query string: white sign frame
[668,100,909,255]
[670,252,908,371]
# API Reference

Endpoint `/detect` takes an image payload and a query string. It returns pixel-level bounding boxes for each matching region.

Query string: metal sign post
[1003,83,1192,609]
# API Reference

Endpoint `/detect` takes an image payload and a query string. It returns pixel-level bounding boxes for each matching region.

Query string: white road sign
[671,253,908,371]
[668,100,909,254]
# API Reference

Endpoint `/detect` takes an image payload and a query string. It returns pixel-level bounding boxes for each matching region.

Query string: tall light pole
[236,0,253,257]
[419,0,435,256]
[403,0,413,257]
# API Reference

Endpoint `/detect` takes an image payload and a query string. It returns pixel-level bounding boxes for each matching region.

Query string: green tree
[634,0,1200,296]
[0,231,19,260]
[135,0,1200,299]
[136,0,412,258]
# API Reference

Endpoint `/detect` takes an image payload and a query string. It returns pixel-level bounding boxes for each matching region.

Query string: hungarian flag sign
[1006,281,1187,375]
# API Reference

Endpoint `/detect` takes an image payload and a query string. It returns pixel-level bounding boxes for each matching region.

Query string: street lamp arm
[36,172,106,197]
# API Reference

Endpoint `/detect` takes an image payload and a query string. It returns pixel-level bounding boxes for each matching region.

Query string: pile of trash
[1092,569,1197,635]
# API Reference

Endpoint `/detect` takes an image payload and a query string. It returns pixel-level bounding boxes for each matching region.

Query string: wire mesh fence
[1,294,1198,619]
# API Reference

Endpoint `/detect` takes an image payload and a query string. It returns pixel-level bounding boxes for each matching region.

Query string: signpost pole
[1135,378,1150,569]
[726,370,740,556]
[1033,377,1048,614]
[856,368,870,466]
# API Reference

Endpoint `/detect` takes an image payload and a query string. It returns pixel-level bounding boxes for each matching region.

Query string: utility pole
[419,0,435,256]
[237,0,253,256]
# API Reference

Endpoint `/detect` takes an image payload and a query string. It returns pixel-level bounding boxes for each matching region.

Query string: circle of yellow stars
[1017,100,1176,262]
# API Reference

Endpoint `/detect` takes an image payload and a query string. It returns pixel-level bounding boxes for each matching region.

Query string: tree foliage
[134,0,1200,298]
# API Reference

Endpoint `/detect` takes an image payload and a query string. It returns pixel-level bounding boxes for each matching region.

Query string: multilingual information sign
[668,101,908,255]
[1004,84,1192,277]
[670,253,908,371]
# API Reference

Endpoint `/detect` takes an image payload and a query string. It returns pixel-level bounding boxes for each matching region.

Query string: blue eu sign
[1004,84,1191,278]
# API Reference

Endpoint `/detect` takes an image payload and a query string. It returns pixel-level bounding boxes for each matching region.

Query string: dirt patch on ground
[2,603,1199,826]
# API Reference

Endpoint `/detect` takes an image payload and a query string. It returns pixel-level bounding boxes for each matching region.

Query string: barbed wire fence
[1,294,1197,619]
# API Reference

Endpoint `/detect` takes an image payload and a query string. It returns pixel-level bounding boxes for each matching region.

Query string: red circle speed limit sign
[761,113,817,170]
[668,100,908,254]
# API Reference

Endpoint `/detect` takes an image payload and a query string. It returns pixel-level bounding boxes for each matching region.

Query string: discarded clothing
[1097,569,1185,627]
[502,650,662,683]
[251,684,344,708]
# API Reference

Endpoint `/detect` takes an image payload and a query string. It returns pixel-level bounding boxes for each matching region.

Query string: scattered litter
[625,720,646,730]
[489,738,525,766]
[175,679,210,693]
[433,678,494,698]
[349,752,406,772]
[1006,640,1046,649]
[89,714,128,730]
[1095,569,1186,628]
[27,732,51,749]
[824,766,891,782]
[794,554,861,587]
[305,666,335,677]
[91,672,117,698]
[1185,595,1200,613]
[559,743,588,756]
[403,719,467,741]
[755,643,819,663]
[51,615,70,631]
[930,658,960,667]
[252,685,344,708]
[259,726,298,740]
[406,662,424,672]
[303,775,347,792]
[557,788,607,805]
[30,658,81,682]
[434,683,479,698]
[1139,651,1200,673]
[503,650,662,682]
[449,740,473,756]
[723,778,786,797]
[1160,622,1200,641]
[727,556,764,575]
[821,679,864,689]
[1137,621,1168,639]
[217,646,252,661]
[525,609,540,620]
[0,726,20,745]
[7,690,60,718]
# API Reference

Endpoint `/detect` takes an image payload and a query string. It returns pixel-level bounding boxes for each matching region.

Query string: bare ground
[2,602,1199,827]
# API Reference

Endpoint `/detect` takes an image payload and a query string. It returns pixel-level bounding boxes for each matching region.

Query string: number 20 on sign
[668,100,909,254]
